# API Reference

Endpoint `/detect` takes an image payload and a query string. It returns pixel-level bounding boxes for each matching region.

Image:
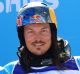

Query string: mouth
[32,42,45,47]
[34,43,45,46]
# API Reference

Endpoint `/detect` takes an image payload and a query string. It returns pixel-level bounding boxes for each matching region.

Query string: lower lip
[36,47,41,50]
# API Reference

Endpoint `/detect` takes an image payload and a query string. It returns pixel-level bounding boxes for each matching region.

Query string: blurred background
[0,0,80,66]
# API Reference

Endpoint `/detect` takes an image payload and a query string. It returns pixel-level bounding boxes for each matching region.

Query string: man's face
[24,23,51,55]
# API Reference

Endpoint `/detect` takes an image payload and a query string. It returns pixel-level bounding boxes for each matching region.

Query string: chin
[35,52,46,56]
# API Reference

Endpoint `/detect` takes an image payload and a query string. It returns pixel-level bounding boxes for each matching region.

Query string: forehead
[24,23,50,29]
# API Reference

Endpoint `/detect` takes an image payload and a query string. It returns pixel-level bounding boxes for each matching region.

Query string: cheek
[24,32,35,41]
[42,33,51,41]
[24,37,32,48]
[24,34,35,46]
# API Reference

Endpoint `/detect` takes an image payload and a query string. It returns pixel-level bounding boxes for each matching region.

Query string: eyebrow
[41,26,49,30]
[24,27,33,31]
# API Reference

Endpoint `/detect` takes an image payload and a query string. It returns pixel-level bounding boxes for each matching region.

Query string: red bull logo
[31,15,41,20]
[30,15,42,23]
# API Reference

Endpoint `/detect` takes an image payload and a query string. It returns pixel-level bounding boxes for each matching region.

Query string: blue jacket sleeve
[0,60,18,74]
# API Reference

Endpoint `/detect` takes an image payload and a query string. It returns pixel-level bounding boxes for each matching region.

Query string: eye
[41,29,48,33]
[42,29,47,32]
[24,29,33,34]
[26,29,33,33]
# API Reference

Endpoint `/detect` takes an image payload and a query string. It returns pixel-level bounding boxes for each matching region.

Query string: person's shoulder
[0,60,19,74]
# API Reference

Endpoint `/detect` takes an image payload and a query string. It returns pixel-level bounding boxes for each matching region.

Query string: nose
[34,33,42,41]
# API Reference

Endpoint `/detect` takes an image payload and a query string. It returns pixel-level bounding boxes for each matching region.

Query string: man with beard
[0,2,80,74]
